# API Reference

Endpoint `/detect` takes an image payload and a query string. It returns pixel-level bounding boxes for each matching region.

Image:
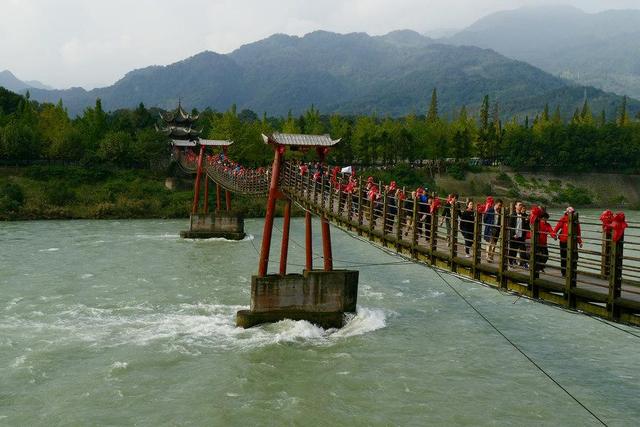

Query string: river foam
[0,303,387,353]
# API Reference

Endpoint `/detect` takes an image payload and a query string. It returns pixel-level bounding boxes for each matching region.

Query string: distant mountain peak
[0,69,53,92]
[447,4,640,99]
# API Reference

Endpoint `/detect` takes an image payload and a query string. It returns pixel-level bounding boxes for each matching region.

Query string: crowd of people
[294,163,630,277]
[177,148,269,183]
[175,152,631,278]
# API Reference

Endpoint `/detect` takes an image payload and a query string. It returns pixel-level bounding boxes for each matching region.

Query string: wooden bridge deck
[279,163,640,326]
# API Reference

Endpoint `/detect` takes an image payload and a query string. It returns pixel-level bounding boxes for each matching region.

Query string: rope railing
[277,160,640,325]
[172,148,270,196]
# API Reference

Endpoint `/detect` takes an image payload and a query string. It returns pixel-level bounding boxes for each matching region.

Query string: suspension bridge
[171,131,640,328]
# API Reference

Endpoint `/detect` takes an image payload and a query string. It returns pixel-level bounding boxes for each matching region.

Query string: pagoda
[160,101,243,240]
[158,100,201,144]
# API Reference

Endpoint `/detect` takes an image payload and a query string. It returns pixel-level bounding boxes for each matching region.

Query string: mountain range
[4,6,640,119]
[446,5,640,99]
[0,70,53,92]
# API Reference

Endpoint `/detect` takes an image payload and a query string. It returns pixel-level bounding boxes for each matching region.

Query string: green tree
[580,99,593,125]
[0,181,24,214]
[552,106,562,125]
[541,104,550,122]
[98,131,132,164]
[282,110,301,133]
[618,96,630,126]
[477,95,490,157]
[426,88,439,124]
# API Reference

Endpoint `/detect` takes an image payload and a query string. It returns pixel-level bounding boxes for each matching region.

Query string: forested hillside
[24,30,638,119]
[447,6,640,99]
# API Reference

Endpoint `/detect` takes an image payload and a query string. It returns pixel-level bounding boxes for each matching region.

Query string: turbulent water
[1,218,639,426]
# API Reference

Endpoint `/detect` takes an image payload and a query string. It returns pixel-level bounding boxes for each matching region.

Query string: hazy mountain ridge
[0,70,52,92]
[447,5,640,99]
[13,29,638,118]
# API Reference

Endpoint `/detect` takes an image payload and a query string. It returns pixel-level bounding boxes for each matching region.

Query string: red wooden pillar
[279,199,292,276]
[225,190,232,211]
[191,145,205,215]
[216,183,221,211]
[305,211,313,271]
[258,144,285,277]
[203,177,209,214]
[321,215,333,271]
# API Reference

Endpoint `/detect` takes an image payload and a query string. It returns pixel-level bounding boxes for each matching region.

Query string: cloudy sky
[1,0,638,89]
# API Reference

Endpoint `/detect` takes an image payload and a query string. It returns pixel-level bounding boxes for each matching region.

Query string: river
[1,218,639,426]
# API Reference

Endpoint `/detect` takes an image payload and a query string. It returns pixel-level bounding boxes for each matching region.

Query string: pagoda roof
[199,139,234,146]
[171,140,197,147]
[159,101,199,124]
[159,126,202,139]
[261,132,340,147]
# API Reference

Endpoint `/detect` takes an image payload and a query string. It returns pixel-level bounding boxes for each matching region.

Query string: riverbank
[0,166,270,221]
[364,164,640,209]
[436,169,640,209]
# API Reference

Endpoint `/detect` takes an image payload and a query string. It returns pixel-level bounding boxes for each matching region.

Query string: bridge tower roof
[262,132,340,147]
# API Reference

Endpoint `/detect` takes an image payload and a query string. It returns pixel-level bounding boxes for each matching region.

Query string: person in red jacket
[527,211,556,273]
[553,207,583,277]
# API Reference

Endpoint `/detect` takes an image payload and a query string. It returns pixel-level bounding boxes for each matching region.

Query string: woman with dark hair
[459,200,475,257]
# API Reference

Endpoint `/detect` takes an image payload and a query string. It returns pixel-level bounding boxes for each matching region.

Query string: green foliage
[513,173,527,186]
[496,172,513,187]
[1,83,640,180]
[553,185,593,206]
[361,163,434,190]
[448,164,466,181]
[45,182,76,206]
[547,179,562,192]
[1,166,198,219]
[0,180,25,214]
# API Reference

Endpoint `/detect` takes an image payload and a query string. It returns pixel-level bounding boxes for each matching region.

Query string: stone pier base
[180,213,245,240]
[236,270,359,329]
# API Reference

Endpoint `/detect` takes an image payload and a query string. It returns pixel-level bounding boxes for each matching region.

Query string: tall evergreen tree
[552,106,562,125]
[542,103,550,122]
[599,110,607,127]
[580,99,593,124]
[618,96,629,126]
[571,108,581,124]
[479,95,490,132]
[282,110,300,133]
[426,88,439,124]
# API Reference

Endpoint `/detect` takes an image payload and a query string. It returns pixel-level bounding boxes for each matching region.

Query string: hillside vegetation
[447,5,640,99]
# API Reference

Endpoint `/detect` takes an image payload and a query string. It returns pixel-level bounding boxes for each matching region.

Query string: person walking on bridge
[484,198,503,262]
[385,181,398,234]
[554,207,583,277]
[440,193,458,247]
[509,201,530,267]
[527,210,556,273]
[459,200,475,257]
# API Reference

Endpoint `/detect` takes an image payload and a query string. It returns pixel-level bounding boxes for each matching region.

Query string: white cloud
[0,0,637,89]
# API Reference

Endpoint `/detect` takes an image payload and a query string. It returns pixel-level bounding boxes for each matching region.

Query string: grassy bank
[0,166,271,220]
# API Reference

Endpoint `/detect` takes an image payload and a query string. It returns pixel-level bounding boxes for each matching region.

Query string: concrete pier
[236,270,359,329]
[180,213,245,240]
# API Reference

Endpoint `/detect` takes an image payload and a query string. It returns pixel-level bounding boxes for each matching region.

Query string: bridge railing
[204,160,269,196]
[279,161,640,325]
[171,148,270,196]
[173,149,198,174]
